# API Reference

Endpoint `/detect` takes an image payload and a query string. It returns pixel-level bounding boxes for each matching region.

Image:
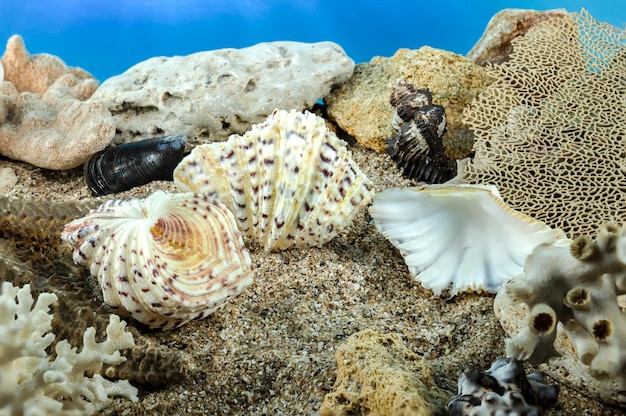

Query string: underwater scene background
[0,0,623,82]
[1,1,626,415]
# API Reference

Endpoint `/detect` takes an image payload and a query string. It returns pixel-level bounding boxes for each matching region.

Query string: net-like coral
[462,9,626,238]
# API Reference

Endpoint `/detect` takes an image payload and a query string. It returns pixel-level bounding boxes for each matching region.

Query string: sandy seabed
[3,143,622,415]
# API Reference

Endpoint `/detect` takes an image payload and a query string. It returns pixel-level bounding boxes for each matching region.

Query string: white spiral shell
[173,109,376,251]
[61,191,254,329]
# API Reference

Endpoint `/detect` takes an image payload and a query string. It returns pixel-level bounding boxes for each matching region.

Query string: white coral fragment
[501,223,626,399]
[369,184,568,297]
[0,282,138,416]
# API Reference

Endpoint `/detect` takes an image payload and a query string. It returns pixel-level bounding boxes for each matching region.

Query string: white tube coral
[0,282,138,416]
[500,223,626,403]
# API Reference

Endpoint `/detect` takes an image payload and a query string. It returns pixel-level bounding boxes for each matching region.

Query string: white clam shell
[174,109,375,251]
[369,184,569,297]
[61,191,254,329]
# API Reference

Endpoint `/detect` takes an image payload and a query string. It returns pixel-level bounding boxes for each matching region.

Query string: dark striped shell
[386,78,456,183]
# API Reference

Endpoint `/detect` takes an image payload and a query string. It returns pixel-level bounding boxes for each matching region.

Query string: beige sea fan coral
[462,9,626,238]
[0,282,138,416]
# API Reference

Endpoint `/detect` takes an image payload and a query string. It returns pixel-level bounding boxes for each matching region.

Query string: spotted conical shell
[174,109,375,251]
[61,191,254,329]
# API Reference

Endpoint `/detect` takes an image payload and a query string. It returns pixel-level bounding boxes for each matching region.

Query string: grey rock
[91,41,355,145]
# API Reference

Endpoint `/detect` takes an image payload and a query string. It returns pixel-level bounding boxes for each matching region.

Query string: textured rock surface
[467,8,568,66]
[91,41,354,146]
[0,35,115,170]
[324,47,492,159]
[320,329,449,416]
[2,34,95,95]
[0,166,17,193]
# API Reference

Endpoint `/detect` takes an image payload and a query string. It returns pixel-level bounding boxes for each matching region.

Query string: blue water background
[0,0,623,82]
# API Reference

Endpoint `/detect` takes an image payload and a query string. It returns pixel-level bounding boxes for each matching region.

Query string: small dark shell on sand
[84,135,187,196]
[446,358,559,416]
[386,78,456,183]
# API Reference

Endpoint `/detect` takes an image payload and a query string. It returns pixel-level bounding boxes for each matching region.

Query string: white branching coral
[499,223,626,404]
[0,282,138,416]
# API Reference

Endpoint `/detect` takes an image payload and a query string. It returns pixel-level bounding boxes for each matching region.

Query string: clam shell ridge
[369,184,569,297]
[173,109,376,251]
[61,191,254,330]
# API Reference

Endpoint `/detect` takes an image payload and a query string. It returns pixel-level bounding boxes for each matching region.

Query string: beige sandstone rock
[324,47,492,159]
[467,8,568,66]
[0,35,114,170]
[321,329,449,416]
[0,165,17,193]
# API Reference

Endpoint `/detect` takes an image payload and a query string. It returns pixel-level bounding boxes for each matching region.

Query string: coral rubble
[0,282,138,415]
[496,222,626,407]
[446,358,558,415]
[466,8,568,66]
[0,35,115,170]
[462,10,626,238]
[321,329,449,415]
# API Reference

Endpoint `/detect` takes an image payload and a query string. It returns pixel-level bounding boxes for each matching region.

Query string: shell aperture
[174,109,375,251]
[61,191,254,329]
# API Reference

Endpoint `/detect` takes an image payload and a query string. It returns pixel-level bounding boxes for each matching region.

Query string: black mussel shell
[84,135,187,196]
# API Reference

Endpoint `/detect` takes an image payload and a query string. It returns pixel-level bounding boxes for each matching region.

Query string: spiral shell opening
[61,191,254,329]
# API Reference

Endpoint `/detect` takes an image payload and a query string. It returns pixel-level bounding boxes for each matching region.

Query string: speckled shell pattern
[174,109,376,251]
[61,191,254,330]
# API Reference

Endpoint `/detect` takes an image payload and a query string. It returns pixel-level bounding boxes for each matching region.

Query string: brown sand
[2,144,623,415]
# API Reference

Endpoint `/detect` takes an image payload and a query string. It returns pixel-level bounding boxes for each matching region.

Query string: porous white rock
[91,41,354,145]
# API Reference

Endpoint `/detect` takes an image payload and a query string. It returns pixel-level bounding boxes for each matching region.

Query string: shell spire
[61,191,254,330]
[174,109,375,251]
[386,78,456,183]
